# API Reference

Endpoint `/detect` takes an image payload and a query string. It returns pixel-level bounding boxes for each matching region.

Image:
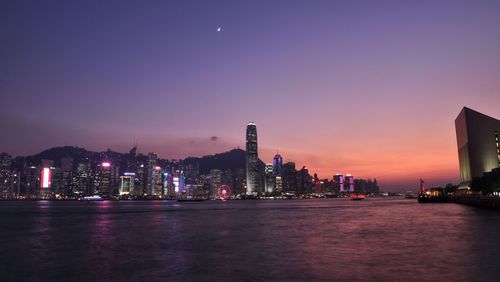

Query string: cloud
[210,136,218,141]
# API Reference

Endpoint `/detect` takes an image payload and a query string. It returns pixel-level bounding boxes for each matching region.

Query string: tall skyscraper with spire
[246,122,259,195]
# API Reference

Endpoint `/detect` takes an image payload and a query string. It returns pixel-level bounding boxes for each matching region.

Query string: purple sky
[1,0,500,191]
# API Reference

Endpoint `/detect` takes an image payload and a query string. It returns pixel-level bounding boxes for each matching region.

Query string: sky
[1,0,500,191]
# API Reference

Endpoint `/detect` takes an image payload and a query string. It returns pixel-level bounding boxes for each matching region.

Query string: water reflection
[2,199,500,281]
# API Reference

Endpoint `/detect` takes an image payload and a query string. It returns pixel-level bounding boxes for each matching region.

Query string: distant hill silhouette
[184,148,247,174]
[13,146,265,173]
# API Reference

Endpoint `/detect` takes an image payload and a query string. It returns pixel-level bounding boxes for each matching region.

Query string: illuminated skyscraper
[119,175,134,195]
[455,107,500,185]
[0,153,12,197]
[210,169,222,199]
[99,162,112,195]
[265,164,275,193]
[147,153,158,196]
[273,153,283,177]
[334,174,344,192]
[246,122,259,195]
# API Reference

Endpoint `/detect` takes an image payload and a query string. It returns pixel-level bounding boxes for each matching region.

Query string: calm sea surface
[1,198,500,281]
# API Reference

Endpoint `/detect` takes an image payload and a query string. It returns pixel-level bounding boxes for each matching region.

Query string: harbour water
[1,198,500,281]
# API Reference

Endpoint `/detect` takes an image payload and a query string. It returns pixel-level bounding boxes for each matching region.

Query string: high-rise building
[210,169,222,199]
[60,157,74,196]
[98,162,112,195]
[40,160,54,195]
[334,174,344,192]
[455,107,500,185]
[273,153,283,177]
[246,122,259,195]
[74,162,91,195]
[346,174,354,192]
[275,176,283,194]
[147,153,158,196]
[119,175,134,195]
[296,166,312,195]
[0,153,12,197]
[265,164,275,193]
[283,162,297,193]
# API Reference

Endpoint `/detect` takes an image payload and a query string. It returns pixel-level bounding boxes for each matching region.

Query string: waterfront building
[147,153,158,196]
[0,153,12,197]
[346,174,354,192]
[455,107,500,185]
[136,163,146,196]
[334,174,344,193]
[283,162,297,193]
[275,176,283,194]
[273,153,283,177]
[74,162,92,195]
[60,157,73,196]
[119,175,134,195]
[265,164,275,193]
[98,162,112,195]
[246,122,259,195]
[40,160,54,195]
[210,169,222,199]
[296,166,312,195]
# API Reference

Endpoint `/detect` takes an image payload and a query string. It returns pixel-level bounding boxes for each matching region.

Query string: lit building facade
[0,153,12,197]
[273,154,283,177]
[210,169,222,199]
[265,164,274,193]
[334,174,344,192]
[455,107,500,185]
[119,175,134,195]
[246,122,259,195]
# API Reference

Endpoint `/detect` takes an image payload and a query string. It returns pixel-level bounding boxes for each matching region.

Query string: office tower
[136,163,146,196]
[98,162,112,195]
[346,174,354,192]
[60,157,74,195]
[119,175,134,195]
[334,174,344,192]
[210,169,222,199]
[147,153,158,196]
[275,176,283,194]
[74,162,91,195]
[0,153,12,197]
[273,153,283,177]
[283,162,297,193]
[265,164,275,193]
[455,107,500,185]
[297,166,312,195]
[246,122,259,195]
[40,160,54,194]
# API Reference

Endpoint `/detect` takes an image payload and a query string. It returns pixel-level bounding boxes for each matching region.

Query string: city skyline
[2,1,500,190]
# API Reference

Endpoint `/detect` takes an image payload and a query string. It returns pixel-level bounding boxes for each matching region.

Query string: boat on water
[350,194,366,200]
[78,195,103,201]
[417,179,448,203]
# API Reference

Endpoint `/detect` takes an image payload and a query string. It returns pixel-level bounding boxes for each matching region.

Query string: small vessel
[350,194,366,200]
[79,195,103,201]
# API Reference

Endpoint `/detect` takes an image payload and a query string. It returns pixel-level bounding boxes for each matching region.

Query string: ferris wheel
[217,185,231,200]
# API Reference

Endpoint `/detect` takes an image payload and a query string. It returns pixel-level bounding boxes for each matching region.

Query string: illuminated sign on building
[102,162,111,167]
[173,177,179,192]
[40,168,51,188]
